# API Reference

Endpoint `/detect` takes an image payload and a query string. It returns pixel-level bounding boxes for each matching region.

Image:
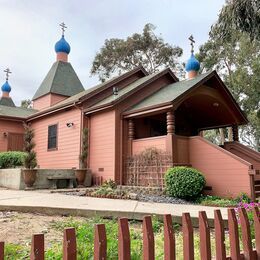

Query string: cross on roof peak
[188,35,195,54]
[4,68,11,81]
[59,22,67,36]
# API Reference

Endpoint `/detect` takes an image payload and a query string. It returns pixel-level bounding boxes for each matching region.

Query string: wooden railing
[0,208,259,259]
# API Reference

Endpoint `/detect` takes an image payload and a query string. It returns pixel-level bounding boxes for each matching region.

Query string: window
[48,124,58,150]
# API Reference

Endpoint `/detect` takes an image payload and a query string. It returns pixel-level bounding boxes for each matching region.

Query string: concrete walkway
[0,189,228,227]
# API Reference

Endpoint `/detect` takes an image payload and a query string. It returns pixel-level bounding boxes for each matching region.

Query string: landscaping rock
[136,194,194,205]
[128,192,138,200]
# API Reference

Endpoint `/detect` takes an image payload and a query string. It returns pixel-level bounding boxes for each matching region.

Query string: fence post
[0,242,4,260]
[253,207,260,259]
[164,214,175,260]
[238,207,255,260]
[143,216,155,260]
[228,208,240,259]
[94,224,107,260]
[214,210,226,260]
[199,211,211,260]
[30,234,44,260]
[63,228,77,260]
[118,218,130,260]
[182,213,194,260]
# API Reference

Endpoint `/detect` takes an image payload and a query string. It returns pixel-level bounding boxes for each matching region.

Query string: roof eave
[83,68,178,115]
[27,101,81,121]
[79,66,149,103]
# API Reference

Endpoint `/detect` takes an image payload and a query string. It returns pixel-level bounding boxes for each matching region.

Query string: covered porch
[121,72,252,198]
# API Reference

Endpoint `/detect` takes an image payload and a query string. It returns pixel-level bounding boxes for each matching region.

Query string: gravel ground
[62,190,195,205]
[136,194,195,204]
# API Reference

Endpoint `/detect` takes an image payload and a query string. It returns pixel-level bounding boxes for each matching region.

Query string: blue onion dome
[55,35,71,54]
[185,53,200,72]
[1,81,11,93]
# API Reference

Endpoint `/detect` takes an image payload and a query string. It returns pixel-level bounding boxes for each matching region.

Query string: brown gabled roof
[124,70,248,125]
[84,68,178,114]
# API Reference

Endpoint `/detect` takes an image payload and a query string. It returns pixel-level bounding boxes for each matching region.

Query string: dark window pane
[48,125,57,149]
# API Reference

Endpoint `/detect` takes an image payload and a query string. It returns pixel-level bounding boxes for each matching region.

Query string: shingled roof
[0,105,37,119]
[32,61,84,100]
[0,97,16,107]
[127,71,212,112]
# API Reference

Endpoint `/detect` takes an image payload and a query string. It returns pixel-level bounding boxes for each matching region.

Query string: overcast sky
[0,0,225,105]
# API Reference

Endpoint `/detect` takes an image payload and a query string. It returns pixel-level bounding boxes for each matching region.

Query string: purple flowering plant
[234,194,260,242]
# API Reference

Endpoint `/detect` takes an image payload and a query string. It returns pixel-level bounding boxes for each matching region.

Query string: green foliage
[197,192,252,207]
[48,217,145,259]
[23,123,37,169]
[213,0,260,41]
[79,128,88,168]
[4,243,29,259]
[198,8,260,150]
[234,192,251,203]
[20,99,32,108]
[102,179,117,189]
[91,23,184,81]
[0,151,26,169]
[165,167,206,199]
[198,195,238,207]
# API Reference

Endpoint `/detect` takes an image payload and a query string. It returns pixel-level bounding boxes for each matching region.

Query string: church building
[0,25,259,199]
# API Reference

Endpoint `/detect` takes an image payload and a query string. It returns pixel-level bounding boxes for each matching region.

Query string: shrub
[23,123,37,169]
[79,128,88,168]
[165,166,206,199]
[103,179,117,189]
[0,152,26,169]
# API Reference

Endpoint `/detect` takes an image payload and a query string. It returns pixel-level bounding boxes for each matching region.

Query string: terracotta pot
[75,169,87,186]
[23,169,37,188]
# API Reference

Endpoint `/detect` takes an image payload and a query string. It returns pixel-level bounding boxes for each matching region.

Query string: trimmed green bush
[165,166,206,199]
[0,152,26,169]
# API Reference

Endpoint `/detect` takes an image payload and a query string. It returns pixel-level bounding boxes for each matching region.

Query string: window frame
[47,123,58,151]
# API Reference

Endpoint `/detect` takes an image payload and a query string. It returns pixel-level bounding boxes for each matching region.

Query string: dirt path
[0,211,85,246]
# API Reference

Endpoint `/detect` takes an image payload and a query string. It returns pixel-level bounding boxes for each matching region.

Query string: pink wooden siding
[33,94,52,110]
[0,119,24,152]
[89,110,115,181]
[189,136,252,198]
[31,108,82,168]
[224,142,260,170]
[50,94,68,106]
[132,136,166,155]
[33,94,68,110]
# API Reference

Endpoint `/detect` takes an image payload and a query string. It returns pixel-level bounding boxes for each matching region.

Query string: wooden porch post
[128,119,135,155]
[232,125,239,142]
[166,111,175,161]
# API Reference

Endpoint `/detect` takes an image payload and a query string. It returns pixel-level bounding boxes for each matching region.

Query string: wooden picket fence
[0,207,259,259]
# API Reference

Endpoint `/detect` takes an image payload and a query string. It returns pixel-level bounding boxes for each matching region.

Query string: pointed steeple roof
[32,61,84,100]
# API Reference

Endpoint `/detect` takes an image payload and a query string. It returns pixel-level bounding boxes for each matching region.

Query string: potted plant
[22,123,37,189]
[75,128,91,187]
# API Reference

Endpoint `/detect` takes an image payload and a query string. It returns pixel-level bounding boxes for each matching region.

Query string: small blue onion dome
[1,81,11,93]
[185,53,200,72]
[55,35,71,54]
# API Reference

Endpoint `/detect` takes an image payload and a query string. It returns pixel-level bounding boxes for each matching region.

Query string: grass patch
[198,195,237,207]
[196,193,251,207]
